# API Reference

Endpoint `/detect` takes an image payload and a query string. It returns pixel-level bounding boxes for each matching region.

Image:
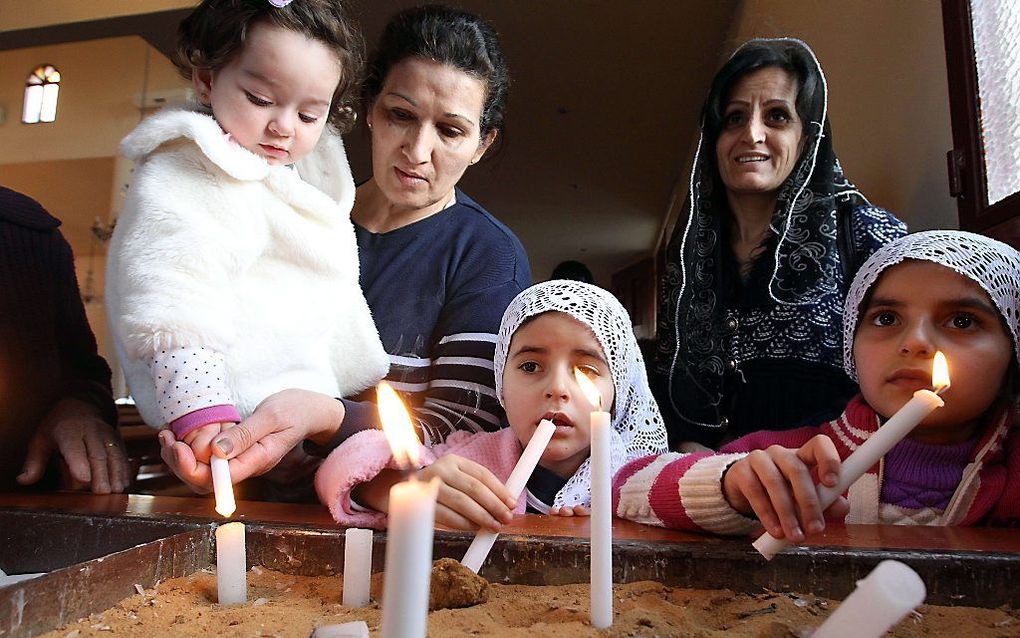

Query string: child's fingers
[442,459,514,522]
[435,482,503,532]
[433,502,476,532]
[747,449,804,542]
[730,456,782,537]
[773,449,826,535]
[797,434,842,488]
[457,458,515,507]
[185,423,223,464]
[549,505,590,517]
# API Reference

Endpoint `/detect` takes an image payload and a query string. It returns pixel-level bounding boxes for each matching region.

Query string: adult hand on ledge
[17,397,130,494]
[158,388,344,493]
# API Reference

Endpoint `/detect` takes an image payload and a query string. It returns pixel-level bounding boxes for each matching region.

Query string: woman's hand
[416,455,516,532]
[17,397,131,494]
[158,428,213,493]
[158,389,342,493]
[721,434,848,542]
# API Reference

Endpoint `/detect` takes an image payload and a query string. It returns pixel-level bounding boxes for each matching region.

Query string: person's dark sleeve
[52,233,117,426]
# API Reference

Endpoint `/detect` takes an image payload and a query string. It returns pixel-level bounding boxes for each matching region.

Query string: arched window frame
[22,64,61,124]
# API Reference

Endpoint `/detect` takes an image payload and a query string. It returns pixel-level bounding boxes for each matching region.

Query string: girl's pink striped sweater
[612,395,1020,534]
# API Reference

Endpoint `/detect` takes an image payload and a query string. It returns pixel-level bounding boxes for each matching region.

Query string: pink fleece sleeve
[314,429,430,529]
[314,428,529,527]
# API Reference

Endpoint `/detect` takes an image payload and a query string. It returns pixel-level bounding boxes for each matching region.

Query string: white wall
[730,0,957,231]
[0,0,196,31]
[0,36,189,165]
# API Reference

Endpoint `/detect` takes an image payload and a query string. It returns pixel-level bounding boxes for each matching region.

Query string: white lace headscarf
[494,280,669,507]
[843,230,1020,381]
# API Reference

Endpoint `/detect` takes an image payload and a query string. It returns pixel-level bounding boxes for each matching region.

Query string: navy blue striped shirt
[317,190,531,450]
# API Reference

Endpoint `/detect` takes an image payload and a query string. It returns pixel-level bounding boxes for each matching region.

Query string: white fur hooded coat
[106,106,390,427]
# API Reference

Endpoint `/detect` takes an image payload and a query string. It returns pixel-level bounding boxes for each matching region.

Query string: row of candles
[209,371,617,633]
[211,352,951,636]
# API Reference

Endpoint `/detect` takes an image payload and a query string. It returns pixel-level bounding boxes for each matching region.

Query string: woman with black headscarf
[651,38,906,449]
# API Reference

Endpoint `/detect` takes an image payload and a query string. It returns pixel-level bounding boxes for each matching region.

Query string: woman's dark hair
[702,39,822,146]
[173,0,365,133]
[362,4,510,139]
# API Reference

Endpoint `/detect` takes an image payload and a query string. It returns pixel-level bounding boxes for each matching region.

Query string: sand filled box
[30,564,1020,638]
[2,509,1020,637]
[0,509,200,577]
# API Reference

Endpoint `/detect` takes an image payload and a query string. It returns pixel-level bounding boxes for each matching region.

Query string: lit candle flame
[377,381,420,469]
[932,351,951,394]
[573,367,603,412]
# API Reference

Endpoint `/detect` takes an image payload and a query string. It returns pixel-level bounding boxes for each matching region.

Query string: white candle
[376,381,441,638]
[754,352,950,560]
[812,560,926,638]
[211,455,246,603]
[210,456,236,517]
[460,419,557,573]
[342,528,373,607]
[216,521,247,604]
[574,369,613,629]
[380,476,440,638]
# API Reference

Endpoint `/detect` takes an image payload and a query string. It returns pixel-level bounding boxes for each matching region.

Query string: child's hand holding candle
[460,418,556,573]
[751,352,951,560]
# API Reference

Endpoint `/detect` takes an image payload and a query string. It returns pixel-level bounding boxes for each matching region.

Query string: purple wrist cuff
[170,404,241,439]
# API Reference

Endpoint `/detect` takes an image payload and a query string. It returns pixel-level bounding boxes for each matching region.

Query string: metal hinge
[946,148,965,198]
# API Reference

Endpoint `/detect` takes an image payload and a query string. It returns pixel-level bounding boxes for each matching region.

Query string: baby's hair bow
[268,0,295,7]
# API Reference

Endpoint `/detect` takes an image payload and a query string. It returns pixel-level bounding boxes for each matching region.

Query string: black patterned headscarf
[656,38,875,428]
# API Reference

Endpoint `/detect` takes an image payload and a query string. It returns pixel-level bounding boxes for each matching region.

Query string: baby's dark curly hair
[173,0,364,133]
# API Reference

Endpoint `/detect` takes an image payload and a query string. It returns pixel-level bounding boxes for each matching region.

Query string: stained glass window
[22,65,61,124]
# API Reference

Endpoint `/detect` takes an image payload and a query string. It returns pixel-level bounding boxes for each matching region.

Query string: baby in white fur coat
[106,0,388,464]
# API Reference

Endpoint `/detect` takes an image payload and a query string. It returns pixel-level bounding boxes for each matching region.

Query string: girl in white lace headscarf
[315,280,667,529]
[495,280,669,508]
[614,230,1020,535]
